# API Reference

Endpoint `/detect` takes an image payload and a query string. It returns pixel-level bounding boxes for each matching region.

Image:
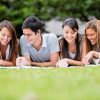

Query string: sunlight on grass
[0,66,100,100]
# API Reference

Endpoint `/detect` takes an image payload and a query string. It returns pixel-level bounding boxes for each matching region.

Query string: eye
[65,31,69,34]
[8,35,12,38]
[28,34,32,36]
[24,33,32,36]
[1,33,6,36]
[87,33,94,37]
[71,32,75,34]
[91,34,94,36]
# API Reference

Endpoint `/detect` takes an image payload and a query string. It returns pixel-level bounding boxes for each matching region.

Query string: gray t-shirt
[20,33,60,62]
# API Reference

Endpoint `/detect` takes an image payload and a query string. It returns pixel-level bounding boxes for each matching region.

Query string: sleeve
[20,35,30,56]
[47,34,60,53]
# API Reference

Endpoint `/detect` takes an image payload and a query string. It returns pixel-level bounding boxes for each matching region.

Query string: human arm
[31,52,59,67]
[31,34,60,67]
[0,60,13,66]
[82,51,100,65]
[16,52,59,67]
[18,34,60,67]
[56,58,84,67]
[81,39,100,64]
[66,58,84,66]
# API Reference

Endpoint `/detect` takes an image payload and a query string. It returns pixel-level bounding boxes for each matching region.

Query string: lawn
[0,66,100,100]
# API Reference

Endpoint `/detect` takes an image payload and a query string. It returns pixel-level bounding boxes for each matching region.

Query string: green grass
[0,66,100,100]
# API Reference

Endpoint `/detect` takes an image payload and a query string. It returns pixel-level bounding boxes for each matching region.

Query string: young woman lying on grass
[82,19,100,65]
[56,18,84,67]
[0,20,19,66]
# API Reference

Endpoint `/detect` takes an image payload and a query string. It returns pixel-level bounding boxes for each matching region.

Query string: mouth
[90,40,95,44]
[26,39,31,42]
[90,40,94,42]
[2,40,8,44]
[67,38,73,41]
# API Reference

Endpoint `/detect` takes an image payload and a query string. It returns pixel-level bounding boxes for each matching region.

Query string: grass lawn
[0,66,100,100]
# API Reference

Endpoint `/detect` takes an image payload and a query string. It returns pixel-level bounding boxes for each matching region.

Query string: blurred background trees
[0,0,100,37]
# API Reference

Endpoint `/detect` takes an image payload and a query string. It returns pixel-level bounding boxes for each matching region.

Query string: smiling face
[23,28,40,45]
[86,28,97,45]
[0,27,12,46]
[63,25,77,44]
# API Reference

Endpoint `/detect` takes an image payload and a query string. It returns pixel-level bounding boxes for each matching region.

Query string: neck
[68,41,76,47]
[32,35,42,51]
[68,41,76,53]
[0,42,8,49]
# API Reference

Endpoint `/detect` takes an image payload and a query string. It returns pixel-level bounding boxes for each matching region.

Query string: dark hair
[59,18,80,60]
[62,17,79,30]
[22,16,44,34]
[0,20,19,65]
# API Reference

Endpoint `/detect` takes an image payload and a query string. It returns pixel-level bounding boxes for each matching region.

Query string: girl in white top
[0,20,19,66]
[56,18,84,67]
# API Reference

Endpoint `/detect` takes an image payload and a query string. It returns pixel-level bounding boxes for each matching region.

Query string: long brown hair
[59,18,80,60]
[0,20,19,65]
[85,19,100,53]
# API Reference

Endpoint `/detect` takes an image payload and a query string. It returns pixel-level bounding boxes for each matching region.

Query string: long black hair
[59,18,80,60]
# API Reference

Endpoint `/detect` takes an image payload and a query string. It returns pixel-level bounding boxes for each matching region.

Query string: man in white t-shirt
[16,16,60,67]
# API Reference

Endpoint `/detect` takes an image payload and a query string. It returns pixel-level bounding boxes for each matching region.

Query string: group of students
[0,16,100,67]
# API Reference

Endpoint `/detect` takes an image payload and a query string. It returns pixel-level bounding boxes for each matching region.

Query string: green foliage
[0,0,100,37]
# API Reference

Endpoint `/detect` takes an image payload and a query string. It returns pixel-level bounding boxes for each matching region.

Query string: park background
[0,0,100,100]
[0,0,100,38]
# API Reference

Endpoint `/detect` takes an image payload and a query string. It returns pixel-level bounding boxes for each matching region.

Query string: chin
[1,42,7,45]
[67,40,73,43]
[91,43,96,45]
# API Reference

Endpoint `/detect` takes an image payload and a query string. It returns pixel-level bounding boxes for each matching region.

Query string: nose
[4,35,8,40]
[88,36,92,40]
[67,33,72,37]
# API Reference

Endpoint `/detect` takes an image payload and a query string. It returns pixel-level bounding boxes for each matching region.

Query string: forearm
[67,59,84,66]
[31,61,56,67]
[0,60,13,67]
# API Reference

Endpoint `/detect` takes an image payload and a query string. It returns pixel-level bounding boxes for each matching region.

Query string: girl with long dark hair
[56,18,84,67]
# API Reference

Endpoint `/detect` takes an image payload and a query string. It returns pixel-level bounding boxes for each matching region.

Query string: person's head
[85,19,100,52]
[62,17,79,44]
[22,16,43,44]
[60,18,80,60]
[0,20,18,65]
[0,20,17,46]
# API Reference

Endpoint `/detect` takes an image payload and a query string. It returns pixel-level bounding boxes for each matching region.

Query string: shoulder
[43,33,57,39]
[58,36,64,46]
[20,35,27,43]
[43,33,58,42]
[19,35,28,46]
[20,35,25,40]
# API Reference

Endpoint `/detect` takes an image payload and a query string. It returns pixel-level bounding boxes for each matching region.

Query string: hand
[56,59,68,68]
[0,60,3,66]
[82,51,94,65]
[16,57,31,67]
